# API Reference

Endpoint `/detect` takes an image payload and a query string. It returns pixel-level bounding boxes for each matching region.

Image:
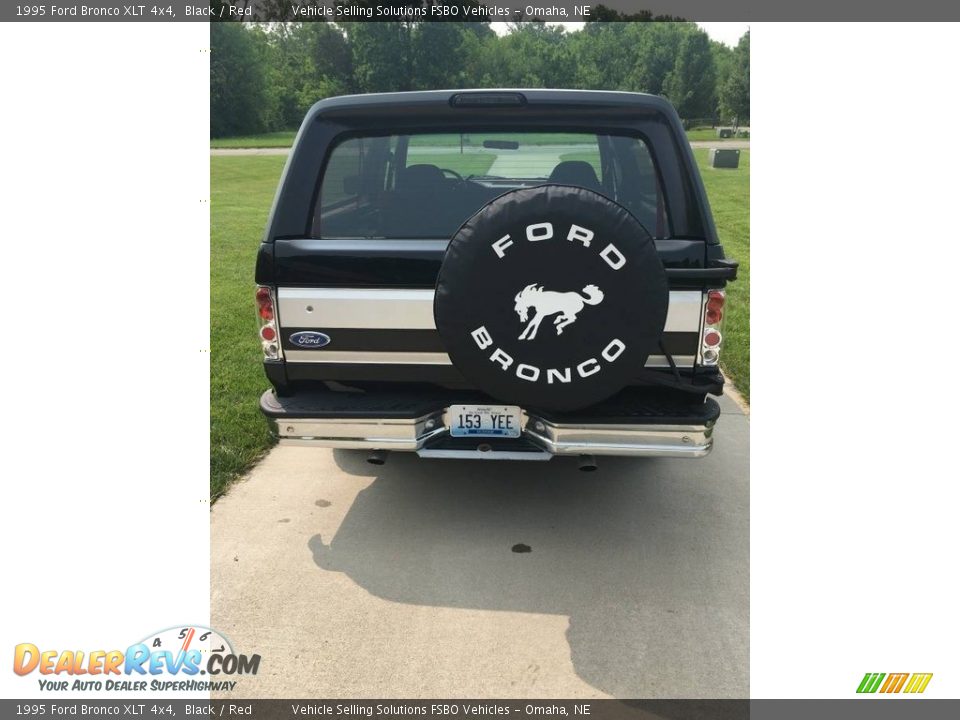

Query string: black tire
[434,185,669,411]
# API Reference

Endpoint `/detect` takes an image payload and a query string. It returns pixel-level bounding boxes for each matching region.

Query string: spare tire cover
[434,185,669,411]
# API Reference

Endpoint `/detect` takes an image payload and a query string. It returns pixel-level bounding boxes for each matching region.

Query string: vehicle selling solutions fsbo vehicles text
[292,4,512,18]
[288,704,572,716]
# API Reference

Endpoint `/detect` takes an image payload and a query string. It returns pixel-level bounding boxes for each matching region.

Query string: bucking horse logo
[513,283,605,340]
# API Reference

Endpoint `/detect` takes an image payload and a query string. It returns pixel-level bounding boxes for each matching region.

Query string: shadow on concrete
[307,446,748,698]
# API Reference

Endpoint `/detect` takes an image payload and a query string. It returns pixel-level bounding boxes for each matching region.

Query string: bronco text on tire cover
[434,185,669,412]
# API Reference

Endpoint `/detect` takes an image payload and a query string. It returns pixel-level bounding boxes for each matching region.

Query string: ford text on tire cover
[255,90,738,462]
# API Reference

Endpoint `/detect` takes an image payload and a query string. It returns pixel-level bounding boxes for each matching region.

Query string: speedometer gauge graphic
[138,625,234,673]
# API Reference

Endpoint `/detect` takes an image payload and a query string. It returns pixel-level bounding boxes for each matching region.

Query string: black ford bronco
[256,90,737,465]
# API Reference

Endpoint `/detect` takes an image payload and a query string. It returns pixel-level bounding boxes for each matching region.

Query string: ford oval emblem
[289,331,331,349]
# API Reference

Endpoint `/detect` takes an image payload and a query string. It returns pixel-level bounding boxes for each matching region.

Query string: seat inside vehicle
[548,160,602,191]
[399,163,446,190]
[383,163,500,237]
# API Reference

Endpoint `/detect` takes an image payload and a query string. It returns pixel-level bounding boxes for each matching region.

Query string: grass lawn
[210,150,748,497]
[211,155,287,499]
[685,128,749,142]
[686,128,721,141]
[210,131,298,149]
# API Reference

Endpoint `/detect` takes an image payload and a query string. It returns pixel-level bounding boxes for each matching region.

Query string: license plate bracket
[448,404,522,438]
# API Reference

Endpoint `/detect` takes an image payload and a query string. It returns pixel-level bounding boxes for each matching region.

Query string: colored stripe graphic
[857,672,933,694]
[880,673,909,693]
[903,673,933,694]
[857,673,885,693]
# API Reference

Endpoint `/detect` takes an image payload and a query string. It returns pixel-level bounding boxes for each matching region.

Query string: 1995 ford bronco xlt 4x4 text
[255,90,738,464]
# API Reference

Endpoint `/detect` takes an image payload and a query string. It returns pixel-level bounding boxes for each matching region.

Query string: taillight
[256,285,282,360]
[700,290,725,366]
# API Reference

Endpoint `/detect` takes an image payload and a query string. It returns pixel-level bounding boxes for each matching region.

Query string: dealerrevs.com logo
[13,625,260,692]
[857,672,933,694]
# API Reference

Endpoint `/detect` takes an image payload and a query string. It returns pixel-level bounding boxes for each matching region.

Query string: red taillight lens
[256,286,281,359]
[256,286,275,320]
[701,290,725,366]
[706,290,725,312]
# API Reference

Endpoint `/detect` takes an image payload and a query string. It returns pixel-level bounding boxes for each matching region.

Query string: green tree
[710,39,734,118]
[662,27,716,119]
[210,22,271,137]
[720,30,750,123]
[460,26,511,86]
[572,22,633,90]
[267,23,353,127]
[625,22,685,95]
[411,21,467,89]
[209,21,749,137]
[495,23,576,87]
[348,22,415,93]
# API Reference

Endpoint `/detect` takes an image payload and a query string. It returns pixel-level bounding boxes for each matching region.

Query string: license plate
[449,404,522,438]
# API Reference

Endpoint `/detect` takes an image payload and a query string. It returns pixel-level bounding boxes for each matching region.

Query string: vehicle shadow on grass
[307,445,748,699]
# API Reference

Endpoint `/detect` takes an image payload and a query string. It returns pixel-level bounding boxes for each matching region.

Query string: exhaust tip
[367,450,388,466]
[578,454,598,472]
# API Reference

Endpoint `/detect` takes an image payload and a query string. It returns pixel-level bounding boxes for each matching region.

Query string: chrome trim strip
[282,350,695,368]
[277,288,703,333]
[644,354,696,368]
[416,449,552,461]
[283,350,452,364]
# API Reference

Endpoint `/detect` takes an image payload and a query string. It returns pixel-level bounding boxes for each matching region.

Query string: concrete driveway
[211,393,748,698]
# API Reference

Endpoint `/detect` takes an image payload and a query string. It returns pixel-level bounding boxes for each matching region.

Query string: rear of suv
[255,90,737,464]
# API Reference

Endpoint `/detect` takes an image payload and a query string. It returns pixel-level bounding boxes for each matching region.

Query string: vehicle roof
[305,89,676,120]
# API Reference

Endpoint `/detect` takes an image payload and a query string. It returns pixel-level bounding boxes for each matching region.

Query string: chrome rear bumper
[524,416,714,457]
[261,390,718,459]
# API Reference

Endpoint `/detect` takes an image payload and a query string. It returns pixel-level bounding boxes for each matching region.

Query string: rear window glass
[313,131,666,240]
